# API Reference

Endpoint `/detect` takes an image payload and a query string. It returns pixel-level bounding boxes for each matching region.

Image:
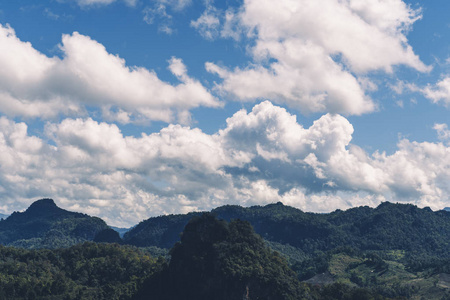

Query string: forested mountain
[124,202,450,257]
[121,202,450,299]
[136,214,318,300]
[6,199,450,256]
[1,199,450,298]
[0,199,108,248]
[0,215,399,300]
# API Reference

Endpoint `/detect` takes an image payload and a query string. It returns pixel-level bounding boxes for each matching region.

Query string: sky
[0,0,450,227]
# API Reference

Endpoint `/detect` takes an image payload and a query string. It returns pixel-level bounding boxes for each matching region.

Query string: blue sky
[1,0,450,226]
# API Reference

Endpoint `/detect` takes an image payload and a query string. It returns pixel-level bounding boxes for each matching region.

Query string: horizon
[1,0,450,227]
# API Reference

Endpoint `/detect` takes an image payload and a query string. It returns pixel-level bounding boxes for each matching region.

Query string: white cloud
[190,4,242,41]
[434,123,450,144]
[75,0,137,7]
[143,4,174,34]
[207,0,429,115]
[206,40,375,115]
[76,0,115,5]
[422,77,450,107]
[43,8,60,20]
[143,0,193,34]
[220,9,242,40]
[396,100,404,108]
[0,24,220,124]
[164,0,192,11]
[1,102,450,226]
[190,7,221,40]
[241,0,428,73]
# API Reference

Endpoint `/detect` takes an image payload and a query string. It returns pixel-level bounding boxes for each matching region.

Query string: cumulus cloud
[0,24,220,124]
[1,101,449,226]
[206,0,429,115]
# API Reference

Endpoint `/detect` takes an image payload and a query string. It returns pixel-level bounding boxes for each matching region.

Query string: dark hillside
[0,199,108,248]
[123,212,201,248]
[136,214,318,300]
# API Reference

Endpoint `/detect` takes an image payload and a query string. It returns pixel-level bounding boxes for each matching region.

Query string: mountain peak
[24,198,62,216]
[0,198,109,248]
[29,198,57,208]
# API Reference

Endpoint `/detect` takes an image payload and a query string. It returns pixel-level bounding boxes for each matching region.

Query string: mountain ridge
[2,198,450,254]
[123,201,450,258]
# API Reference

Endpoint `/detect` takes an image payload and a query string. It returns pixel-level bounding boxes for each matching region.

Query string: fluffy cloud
[206,0,429,115]
[1,102,449,226]
[422,77,450,107]
[0,24,220,124]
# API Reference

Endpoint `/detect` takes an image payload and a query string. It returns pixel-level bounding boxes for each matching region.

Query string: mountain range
[0,198,450,299]
[2,199,450,257]
[123,201,450,258]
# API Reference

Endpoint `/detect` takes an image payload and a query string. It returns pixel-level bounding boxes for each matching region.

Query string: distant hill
[0,213,8,220]
[0,198,108,248]
[124,202,450,257]
[445,207,450,212]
